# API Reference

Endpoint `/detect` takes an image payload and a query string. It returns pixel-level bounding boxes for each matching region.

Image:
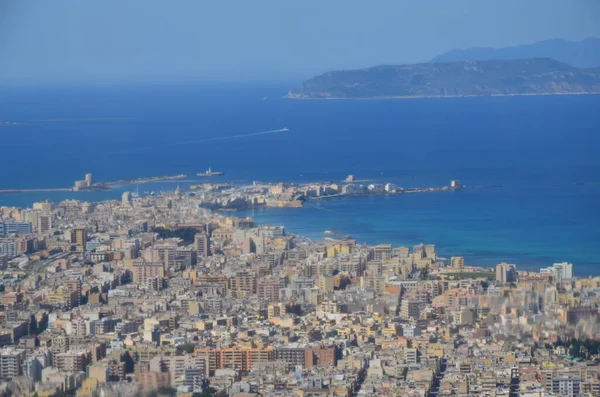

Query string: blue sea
[1,84,599,275]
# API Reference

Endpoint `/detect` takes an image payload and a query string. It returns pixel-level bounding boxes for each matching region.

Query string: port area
[197,168,225,177]
[102,174,187,186]
[195,179,501,211]
[0,173,187,194]
[308,185,462,200]
[0,188,73,194]
[324,230,352,239]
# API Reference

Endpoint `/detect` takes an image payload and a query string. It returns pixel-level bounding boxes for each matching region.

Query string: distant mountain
[288,58,600,99]
[431,38,600,69]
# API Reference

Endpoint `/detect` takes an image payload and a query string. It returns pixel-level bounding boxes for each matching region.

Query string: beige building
[317,276,334,293]
[373,244,392,261]
[149,355,207,386]
[54,351,88,372]
[450,256,465,268]
[88,362,108,383]
[71,227,87,248]
[360,275,386,296]
[194,232,210,258]
[496,262,517,284]
[132,261,165,285]
[257,277,281,301]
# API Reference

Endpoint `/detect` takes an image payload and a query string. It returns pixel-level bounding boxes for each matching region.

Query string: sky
[0,0,599,83]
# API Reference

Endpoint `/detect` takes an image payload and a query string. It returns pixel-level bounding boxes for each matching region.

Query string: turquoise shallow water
[0,84,599,274]
[238,184,600,275]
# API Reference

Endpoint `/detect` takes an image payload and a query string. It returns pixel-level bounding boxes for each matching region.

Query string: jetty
[0,174,187,194]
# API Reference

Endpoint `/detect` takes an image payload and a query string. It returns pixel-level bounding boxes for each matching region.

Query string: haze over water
[1,84,599,274]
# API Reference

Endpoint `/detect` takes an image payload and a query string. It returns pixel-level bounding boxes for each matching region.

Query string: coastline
[284,91,600,100]
[0,174,188,194]
[1,89,597,276]
[237,182,600,276]
[2,175,598,276]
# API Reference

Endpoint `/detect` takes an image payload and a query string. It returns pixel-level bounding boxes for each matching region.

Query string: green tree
[177,343,197,355]
[156,387,177,396]
[192,387,218,397]
[152,227,199,244]
[335,276,351,290]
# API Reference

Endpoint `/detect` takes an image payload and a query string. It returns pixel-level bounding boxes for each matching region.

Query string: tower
[37,214,52,233]
[194,232,210,258]
[495,262,516,284]
[71,227,87,247]
[122,192,132,205]
[85,174,93,187]
[552,262,573,282]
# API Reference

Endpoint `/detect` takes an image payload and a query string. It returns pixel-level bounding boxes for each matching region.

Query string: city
[2,2,599,397]
[0,187,598,397]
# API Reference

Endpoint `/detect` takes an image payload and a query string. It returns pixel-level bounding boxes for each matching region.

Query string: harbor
[0,173,188,194]
[197,167,225,177]
[0,188,73,194]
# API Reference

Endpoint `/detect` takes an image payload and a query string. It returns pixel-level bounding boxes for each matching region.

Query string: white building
[541,262,574,282]
[0,347,26,381]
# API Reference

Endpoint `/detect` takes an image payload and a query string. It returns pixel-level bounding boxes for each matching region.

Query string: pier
[0,173,188,194]
[103,174,187,186]
[0,188,73,194]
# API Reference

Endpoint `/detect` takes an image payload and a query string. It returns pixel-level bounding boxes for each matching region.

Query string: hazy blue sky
[1,0,599,82]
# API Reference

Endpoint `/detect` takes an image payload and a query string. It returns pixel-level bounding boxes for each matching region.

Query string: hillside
[431,38,600,69]
[288,58,600,99]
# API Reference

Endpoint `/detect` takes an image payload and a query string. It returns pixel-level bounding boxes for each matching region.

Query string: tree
[121,351,135,373]
[335,276,351,290]
[216,390,228,397]
[309,329,323,341]
[192,387,217,397]
[554,338,600,359]
[177,343,196,355]
[156,387,177,396]
[152,227,199,244]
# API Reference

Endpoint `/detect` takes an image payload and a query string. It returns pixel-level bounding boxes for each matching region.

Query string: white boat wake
[177,127,290,145]
[107,128,291,155]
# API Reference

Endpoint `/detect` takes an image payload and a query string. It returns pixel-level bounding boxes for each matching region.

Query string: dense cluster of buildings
[0,187,598,397]
[190,179,458,211]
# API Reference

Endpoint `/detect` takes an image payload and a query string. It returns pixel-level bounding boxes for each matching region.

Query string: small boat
[197,167,225,177]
